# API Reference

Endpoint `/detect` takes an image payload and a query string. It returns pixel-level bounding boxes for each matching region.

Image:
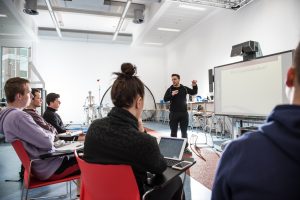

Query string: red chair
[11,140,80,200]
[75,151,153,200]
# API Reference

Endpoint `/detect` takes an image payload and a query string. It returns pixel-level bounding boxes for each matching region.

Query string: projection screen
[214,50,293,117]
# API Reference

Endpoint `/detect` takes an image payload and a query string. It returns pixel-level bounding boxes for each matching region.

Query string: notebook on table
[55,141,84,152]
[157,137,187,167]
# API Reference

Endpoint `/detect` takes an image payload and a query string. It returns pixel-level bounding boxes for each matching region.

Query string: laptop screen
[158,137,187,160]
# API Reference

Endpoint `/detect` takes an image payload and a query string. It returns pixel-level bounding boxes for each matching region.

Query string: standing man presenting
[164,74,198,151]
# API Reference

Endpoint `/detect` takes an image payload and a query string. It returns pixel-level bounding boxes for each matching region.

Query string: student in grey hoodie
[0,77,79,181]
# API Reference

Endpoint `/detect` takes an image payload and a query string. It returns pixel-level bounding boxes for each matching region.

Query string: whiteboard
[214,51,293,117]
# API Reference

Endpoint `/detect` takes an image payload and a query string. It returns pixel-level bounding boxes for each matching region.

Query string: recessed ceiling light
[179,4,206,11]
[144,42,163,46]
[0,33,22,36]
[0,14,7,18]
[157,27,181,32]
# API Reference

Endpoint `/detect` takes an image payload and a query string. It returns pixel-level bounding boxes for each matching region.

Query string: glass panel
[1,47,31,98]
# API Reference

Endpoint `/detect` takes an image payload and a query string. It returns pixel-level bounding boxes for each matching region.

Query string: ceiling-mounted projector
[23,0,39,15]
[133,9,144,24]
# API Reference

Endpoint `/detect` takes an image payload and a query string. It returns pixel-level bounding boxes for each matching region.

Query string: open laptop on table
[157,137,187,167]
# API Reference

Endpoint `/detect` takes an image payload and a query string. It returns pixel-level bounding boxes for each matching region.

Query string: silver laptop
[157,137,187,166]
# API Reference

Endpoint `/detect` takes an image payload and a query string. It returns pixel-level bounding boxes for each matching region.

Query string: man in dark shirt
[43,93,84,141]
[164,74,198,150]
[43,93,66,133]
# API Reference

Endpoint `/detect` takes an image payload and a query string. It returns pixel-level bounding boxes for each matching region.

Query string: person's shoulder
[8,108,25,116]
[43,108,55,117]
[181,84,188,89]
[167,85,173,90]
[140,131,157,140]
[88,117,109,131]
[43,108,50,114]
[23,108,35,114]
[130,131,158,149]
[6,108,33,122]
[225,130,262,152]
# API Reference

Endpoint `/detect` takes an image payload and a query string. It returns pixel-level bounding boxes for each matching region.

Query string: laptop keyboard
[165,158,181,167]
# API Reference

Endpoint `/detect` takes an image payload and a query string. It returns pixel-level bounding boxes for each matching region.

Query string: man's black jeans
[169,111,189,140]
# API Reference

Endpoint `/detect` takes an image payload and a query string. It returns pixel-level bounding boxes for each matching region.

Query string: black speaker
[208,69,214,93]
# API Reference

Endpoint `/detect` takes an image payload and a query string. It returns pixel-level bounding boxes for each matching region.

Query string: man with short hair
[24,88,57,134]
[0,77,80,181]
[43,93,66,133]
[211,42,300,200]
[43,93,84,141]
[164,74,198,151]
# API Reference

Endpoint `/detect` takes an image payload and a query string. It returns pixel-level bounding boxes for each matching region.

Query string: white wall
[166,0,300,97]
[36,39,166,123]
[35,0,300,123]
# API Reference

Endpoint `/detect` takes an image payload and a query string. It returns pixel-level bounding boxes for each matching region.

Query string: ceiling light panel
[144,42,163,46]
[157,27,181,32]
[35,10,137,33]
[171,0,253,10]
[179,3,206,11]
[140,0,217,46]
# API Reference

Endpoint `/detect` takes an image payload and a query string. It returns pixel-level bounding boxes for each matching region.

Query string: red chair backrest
[75,151,140,200]
[11,140,32,187]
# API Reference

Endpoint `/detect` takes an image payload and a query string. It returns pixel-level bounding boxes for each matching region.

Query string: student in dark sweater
[211,42,300,200]
[43,93,66,133]
[164,74,198,147]
[84,63,184,200]
[43,93,83,141]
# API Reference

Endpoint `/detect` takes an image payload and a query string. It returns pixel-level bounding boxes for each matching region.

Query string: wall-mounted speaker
[208,69,214,93]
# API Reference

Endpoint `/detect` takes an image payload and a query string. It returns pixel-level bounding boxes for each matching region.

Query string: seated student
[84,63,184,200]
[211,41,300,200]
[43,93,84,141]
[43,93,67,133]
[24,88,58,135]
[0,77,80,181]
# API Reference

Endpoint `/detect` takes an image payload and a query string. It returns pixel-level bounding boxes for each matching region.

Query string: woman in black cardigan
[84,63,184,200]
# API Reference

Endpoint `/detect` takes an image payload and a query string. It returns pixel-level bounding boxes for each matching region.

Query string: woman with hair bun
[84,63,184,199]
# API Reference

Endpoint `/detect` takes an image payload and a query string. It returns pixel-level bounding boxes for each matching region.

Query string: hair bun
[121,63,136,76]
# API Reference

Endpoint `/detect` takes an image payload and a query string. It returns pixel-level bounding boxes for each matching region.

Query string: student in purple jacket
[0,77,80,181]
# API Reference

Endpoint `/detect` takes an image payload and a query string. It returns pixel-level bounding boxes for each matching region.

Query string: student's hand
[172,90,179,96]
[192,80,197,86]
[138,118,145,133]
[78,135,85,141]
[79,131,84,136]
